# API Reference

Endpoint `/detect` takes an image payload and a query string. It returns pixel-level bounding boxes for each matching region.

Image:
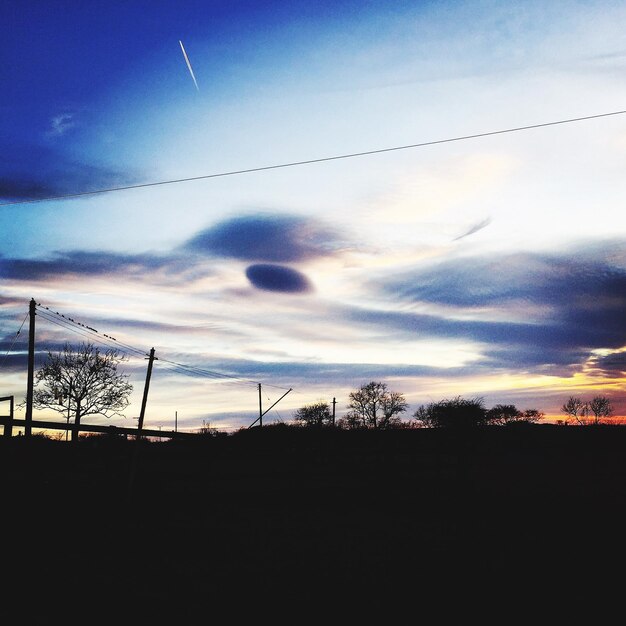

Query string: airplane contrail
[179,40,199,91]
[453,216,492,241]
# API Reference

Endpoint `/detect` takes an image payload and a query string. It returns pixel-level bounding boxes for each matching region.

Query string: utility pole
[66,394,70,441]
[137,348,156,439]
[175,410,178,433]
[332,397,337,426]
[127,347,156,502]
[248,388,292,428]
[24,298,36,437]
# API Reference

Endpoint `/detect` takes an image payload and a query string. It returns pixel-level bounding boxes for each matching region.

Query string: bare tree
[485,404,521,426]
[293,401,333,428]
[520,409,544,424]
[588,395,613,424]
[341,381,408,429]
[486,404,544,426]
[560,396,588,426]
[33,342,133,441]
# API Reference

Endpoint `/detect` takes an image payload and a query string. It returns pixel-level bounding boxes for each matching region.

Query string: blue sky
[1,1,626,432]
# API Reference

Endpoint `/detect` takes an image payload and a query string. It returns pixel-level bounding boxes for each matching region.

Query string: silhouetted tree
[588,395,613,424]
[485,404,520,425]
[340,381,408,429]
[561,396,588,426]
[293,401,333,427]
[33,342,133,441]
[413,396,487,429]
[485,404,544,426]
[519,409,544,424]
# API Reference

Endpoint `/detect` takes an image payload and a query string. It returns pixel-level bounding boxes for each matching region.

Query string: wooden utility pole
[24,298,36,437]
[248,387,292,428]
[137,347,156,439]
[332,397,337,426]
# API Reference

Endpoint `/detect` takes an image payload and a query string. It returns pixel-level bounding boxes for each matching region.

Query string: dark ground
[2,424,626,621]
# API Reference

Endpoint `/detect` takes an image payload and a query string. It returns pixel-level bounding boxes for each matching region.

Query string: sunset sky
[1,0,625,433]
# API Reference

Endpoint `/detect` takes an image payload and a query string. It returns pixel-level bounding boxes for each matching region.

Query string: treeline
[290,381,617,430]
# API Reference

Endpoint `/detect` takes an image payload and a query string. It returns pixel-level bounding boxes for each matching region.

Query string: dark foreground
[2,424,626,621]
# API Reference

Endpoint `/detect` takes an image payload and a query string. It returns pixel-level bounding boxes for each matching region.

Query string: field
[2,424,626,620]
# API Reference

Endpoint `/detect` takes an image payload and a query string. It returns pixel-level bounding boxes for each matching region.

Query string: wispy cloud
[46,113,76,138]
[0,142,140,201]
[453,217,492,241]
[354,241,626,374]
[0,250,188,282]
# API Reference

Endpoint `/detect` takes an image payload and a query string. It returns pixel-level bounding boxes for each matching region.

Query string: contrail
[453,216,492,241]
[179,40,199,91]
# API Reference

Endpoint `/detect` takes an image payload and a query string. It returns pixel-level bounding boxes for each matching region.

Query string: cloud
[245,264,313,293]
[0,251,184,281]
[185,213,344,262]
[453,217,492,241]
[355,242,626,373]
[0,177,59,200]
[46,113,76,138]
[383,246,626,321]
[588,351,626,378]
[0,142,140,201]
[149,353,474,388]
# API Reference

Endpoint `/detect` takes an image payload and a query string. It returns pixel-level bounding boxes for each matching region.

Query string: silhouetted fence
[0,401,196,440]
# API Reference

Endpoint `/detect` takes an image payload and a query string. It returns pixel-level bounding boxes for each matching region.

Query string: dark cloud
[588,351,626,378]
[477,346,589,377]
[150,354,474,388]
[345,306,588,349]
[185,213,343,262]
[384,246,626,312]
[245,264,312,293]
[0,142,140,201]
[0,337,70,372]
[0,251,185,281]
[0,177,58,200]
[0,295,28,307]
[355,243,626,374]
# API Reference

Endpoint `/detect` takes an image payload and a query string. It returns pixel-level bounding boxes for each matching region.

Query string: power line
[157,356,291,390]
[0,312,29,367]
[2,109,625,207]
[38,311,145,357]
[34,302,291,390]
[35,305,148,358]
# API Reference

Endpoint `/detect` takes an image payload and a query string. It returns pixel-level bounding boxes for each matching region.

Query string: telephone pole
[24,298,36,437]
[137,347,156,439]
[332,397,337,426]
[248,387,292,428]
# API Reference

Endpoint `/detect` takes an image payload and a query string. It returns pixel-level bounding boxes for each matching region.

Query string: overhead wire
[35,307,148,359]
[36,304,149,357]
[265,390,285,423]
[1,109,625,207]
[34,303,292,391]
[0,312,29,367]
[34,311,144,361]
[157,356,291,390]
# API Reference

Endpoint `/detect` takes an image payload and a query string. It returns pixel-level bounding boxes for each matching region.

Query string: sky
[1,0,625,433]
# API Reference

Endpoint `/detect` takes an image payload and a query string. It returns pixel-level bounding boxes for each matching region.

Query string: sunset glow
[1,1,625,432]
